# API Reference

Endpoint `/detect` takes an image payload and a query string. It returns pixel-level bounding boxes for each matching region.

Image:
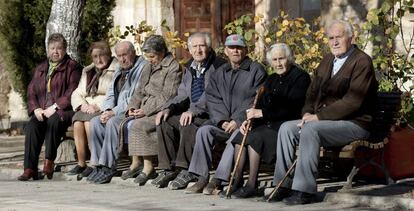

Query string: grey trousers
[188,124,238,179]
[273,119,370,193]
[89,115,122,167]
[214,138,236,182]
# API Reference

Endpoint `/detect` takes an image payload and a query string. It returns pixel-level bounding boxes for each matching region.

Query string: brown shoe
[17,169,39,181]
[203,180,223,195]
[43,159,55,179]
[184,179,208,194]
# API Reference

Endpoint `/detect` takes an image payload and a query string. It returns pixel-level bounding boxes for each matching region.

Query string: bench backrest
[367,91,402,143]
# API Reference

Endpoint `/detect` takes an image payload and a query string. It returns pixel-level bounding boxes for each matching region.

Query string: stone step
[0,135,25,148]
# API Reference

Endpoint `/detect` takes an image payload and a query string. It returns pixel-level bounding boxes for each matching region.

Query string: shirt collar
[334,45,355,61]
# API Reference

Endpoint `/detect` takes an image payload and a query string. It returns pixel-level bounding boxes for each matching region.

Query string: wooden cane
[226,87,264,198]
[266,158,297,202]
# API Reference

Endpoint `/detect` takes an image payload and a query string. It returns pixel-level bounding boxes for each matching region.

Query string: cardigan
[302,46,378,130]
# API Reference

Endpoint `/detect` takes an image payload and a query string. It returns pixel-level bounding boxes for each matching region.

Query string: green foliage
[356,0,414,91]
[108,20,187,58]
[0,0,115,101]
[356,0,414,123]
[0,0,39,99]
[223,12,329,74]
[23,0,52,64]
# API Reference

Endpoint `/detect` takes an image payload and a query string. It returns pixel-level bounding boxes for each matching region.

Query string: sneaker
[120,166,143,180]
[77,166,93,181]
[151,170,179,188]
[168,170,197,190]
[94,167,116,184]
[203,179,223,195]
[67,165,87,175]
[86,167,100,182]
[134,170,158,186]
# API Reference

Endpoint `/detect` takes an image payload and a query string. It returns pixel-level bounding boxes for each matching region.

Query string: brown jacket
[302,47,378,130]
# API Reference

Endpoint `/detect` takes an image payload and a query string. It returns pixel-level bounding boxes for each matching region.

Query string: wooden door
[174,0,254,60]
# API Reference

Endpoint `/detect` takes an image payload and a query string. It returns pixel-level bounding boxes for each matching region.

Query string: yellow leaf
[265,37,272,43]
[184,32,190,37]
[254,15,262,23]
[276,31,283,37]
[294,20,303,27]
[297,17,305,22]
[282,20,289,27]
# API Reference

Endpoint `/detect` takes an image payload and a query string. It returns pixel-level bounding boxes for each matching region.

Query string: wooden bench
[321,91,402,189]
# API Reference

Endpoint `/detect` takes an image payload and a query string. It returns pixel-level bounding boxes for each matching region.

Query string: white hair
[115,41,136,54]
[266,43,294,64]
[188,32,212,50]
[326,20,354,38]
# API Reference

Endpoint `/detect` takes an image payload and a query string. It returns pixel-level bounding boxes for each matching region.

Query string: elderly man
[147,32,226,188]
[86,41,147,184]
[270,20,378,205]
[168,34,267,193]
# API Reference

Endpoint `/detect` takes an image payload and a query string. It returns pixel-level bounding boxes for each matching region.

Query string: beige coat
[71,58,117,111]
[127,53,182,156]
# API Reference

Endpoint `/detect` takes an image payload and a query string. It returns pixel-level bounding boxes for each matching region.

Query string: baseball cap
[224,34,246,47]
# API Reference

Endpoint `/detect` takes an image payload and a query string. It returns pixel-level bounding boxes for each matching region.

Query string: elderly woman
[18,33,82,181]
[227,43,311,198]
[67,41,116,176]
[124,35,182,185]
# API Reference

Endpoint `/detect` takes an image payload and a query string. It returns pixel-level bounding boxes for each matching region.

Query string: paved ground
[0,135,413,210]
[0,169,378,211]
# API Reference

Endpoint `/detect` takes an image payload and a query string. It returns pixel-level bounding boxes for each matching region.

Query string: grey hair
[115,41,136,54]
[47,33,67,49]
[142,35,168,54]
[326,20,354,38]
[266,43,294,64]
[188,32,212,49]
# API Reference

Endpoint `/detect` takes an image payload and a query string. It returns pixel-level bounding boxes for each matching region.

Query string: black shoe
[220,180,243,198]
[67,165,87,175]
[151,170,179,188]
[121,166,143,180]
[265,187,292,202]
[283,191,315,205]
[232,186,257,198]
[77,166,93,181]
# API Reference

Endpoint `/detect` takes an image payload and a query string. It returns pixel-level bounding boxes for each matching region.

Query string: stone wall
[112,0,174,54]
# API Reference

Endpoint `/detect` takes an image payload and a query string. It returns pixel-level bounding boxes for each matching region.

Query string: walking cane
[226,87,264,198]
[266,158,297,202]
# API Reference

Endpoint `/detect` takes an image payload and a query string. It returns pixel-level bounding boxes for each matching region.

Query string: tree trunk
[45,0,84,62]
[0,55,11,129]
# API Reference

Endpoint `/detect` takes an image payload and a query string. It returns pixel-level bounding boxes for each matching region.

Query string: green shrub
[0,0,115,102]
